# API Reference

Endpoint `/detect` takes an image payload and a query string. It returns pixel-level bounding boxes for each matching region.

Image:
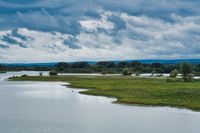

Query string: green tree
[181,63,192,82]
[170,69,178,78]
[70,62,89,68]
[117,61,129,68]
[131,61,141,68]
[56,62,69,71]
[105,62,116,68]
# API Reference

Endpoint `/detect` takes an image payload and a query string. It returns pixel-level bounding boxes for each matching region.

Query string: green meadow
[10,75,200,111]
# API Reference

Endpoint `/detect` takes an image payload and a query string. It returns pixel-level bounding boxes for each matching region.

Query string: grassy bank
[10,75,200,110]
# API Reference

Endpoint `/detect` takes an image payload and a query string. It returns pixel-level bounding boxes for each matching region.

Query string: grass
[9,75,200,111]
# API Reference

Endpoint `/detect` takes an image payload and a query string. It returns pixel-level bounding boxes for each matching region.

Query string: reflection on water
[0,71,49,81]
[16,82,69,99]
[0,71,200,133]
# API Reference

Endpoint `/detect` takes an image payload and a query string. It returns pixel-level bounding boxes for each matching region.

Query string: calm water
[0,71,200,133]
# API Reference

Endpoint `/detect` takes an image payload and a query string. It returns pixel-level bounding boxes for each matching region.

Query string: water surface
[0,71,200,133]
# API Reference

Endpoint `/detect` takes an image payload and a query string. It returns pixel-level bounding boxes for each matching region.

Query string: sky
[0,0,200,63]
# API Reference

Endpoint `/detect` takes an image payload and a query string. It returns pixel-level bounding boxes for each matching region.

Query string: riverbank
[10,75,200,111]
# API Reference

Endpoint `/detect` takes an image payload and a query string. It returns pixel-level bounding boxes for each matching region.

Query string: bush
[49,70,58,76]
[122,69,128,75]
[101,71,107,75]
[170,69,178,78]
[21,74,28,77]
[122,68,132,76]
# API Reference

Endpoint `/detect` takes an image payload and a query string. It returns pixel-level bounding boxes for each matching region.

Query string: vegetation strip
[1,61,200,76]
[10,75,200,111]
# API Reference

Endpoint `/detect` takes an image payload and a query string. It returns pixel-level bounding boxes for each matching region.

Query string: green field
[10,75,200,110]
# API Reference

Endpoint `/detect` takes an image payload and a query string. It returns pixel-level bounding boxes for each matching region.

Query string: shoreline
[56,82,200,113]
[9,75,200,111]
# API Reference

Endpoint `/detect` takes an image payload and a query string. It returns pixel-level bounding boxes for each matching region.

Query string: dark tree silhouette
[181,62,192,82]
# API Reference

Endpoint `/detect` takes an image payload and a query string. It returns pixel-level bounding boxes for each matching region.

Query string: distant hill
[3,63,57,67]
[104,59,200,64]
[2,59,200,67]
[126,59,200,64]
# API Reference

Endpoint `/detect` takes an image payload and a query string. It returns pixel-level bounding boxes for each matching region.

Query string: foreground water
[0,71,200,133]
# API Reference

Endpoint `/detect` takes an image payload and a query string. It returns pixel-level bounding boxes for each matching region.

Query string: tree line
[54,61,200,76]
[1,61,199,82]
[0,65,53,72]
[1,61,200,76]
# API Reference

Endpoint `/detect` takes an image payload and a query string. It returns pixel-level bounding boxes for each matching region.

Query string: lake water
[0,71,200,133]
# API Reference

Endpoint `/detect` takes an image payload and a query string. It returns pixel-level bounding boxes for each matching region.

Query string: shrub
[170,69,178,78]
[21,74,28,77]
[101,71,106,75]
[49,70,58,76]
[122,68,132,76]
[122,69,128,75]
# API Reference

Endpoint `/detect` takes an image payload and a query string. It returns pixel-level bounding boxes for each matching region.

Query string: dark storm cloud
[0,0,200,34]
[0,0,200,62]
[2,34,26,48]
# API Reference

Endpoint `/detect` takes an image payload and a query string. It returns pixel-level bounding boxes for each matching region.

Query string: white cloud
[0,10,200,63]
[80,12,114,32]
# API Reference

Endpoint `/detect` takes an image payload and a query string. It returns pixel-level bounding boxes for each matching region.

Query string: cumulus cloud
[0,0,200,62]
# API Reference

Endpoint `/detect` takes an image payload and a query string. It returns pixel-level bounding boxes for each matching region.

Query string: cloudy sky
[0,0,200,63]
